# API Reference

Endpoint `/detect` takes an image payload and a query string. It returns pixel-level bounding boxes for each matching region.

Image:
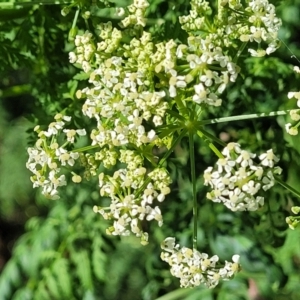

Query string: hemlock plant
[23,0,300,290]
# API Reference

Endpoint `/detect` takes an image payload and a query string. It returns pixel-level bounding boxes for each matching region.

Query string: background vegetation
[0,0,300,299]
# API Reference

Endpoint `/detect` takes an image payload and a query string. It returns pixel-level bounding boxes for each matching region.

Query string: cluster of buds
[286,66,300,135]
[161,237,240,288]
[204,143,282,211]
[286,206,300,230]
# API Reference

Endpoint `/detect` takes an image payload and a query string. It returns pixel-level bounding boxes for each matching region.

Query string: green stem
[175,96,189,118]
[198,128,226,147]
[72,145,99,153]
[199,110,289,125]
[154,288,206,300]
[189,130,198,249]
[135,128,188,197]
[275,176,300,199]
[158,129,188,168]
[0,84,31,97]
[197,129,224,158]
[233,42,248,62]
[0,0,71,8]
[72,7,80,30]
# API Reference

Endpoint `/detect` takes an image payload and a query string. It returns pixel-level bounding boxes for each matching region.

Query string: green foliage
[1,0,300,299]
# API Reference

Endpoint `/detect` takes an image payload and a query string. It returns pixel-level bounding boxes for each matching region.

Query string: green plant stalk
[197,130,225,158]
[154,287,208,300]
[135,128,188,197]
[0,0,71,8]
[159,128,189,167]
[72,145,99,153]
[72,7,80,30]
[199,110,289,125]
[189,130,198,249]
[233,41,248,62]
[275,176,300,199]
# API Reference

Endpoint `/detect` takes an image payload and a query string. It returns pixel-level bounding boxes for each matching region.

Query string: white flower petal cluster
[221,0,281,56]
[26,115,86,199]
[161,237,240,288]
[73,28,168,149]
[93,150,171,245]
[204,143,282,211]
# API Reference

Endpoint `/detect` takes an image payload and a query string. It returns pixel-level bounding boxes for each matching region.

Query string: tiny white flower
[248,49,266,57]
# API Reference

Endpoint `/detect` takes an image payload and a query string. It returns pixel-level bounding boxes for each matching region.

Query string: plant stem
[135,128,188,197]
[189,130,197,249]
[198,128,226,147]
[72,7,80,30]
[199,110,289,125]
[0,0,71,8]
[72,145,99,153]
[275,176,300,199]
[154,287,206,300]
[233,42,248,62]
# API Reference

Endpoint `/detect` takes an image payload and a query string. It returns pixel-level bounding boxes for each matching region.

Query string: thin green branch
[199,110,289,125]
[197,128,226,147]
[198,129,225,159]
[233,41,248,62]
[72,7,80,29]
[275,176,300,199]
[0,0,71,8]
[158,128,188,167]
[72,144,99,153]
[154,287,206,300]
[189,130,198,249]
[135,128,188,197]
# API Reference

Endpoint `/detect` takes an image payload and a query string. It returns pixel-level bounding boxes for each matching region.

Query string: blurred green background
[1,0,300,299]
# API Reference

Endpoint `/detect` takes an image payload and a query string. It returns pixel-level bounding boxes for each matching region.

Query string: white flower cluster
[72,28,168,149]
[161,237,240,288]
[25,0,286,288]
[93,150,171,245]
[286,66,300,135]
[204,143,282,211]
[221,0,282,57]
[68,0,282,125]
[26,114,86,199]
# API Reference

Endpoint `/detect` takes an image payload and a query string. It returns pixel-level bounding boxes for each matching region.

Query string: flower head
[204,143,282,211]
[161,238,240,288]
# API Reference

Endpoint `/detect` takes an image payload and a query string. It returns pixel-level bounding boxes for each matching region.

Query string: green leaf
[34,281,52,300]
[25,216,42,231]
[83,290,96,300]
[12,287,33,300]
[276,228,300,274]
[209,234,253,261]
[71,249,93,291]
[44,269,61,299]
[0,259,21,300]
[53,258,73,298]
[39,250,58,263]
[217,279,248,300]
[92,237,107,281]
[73,72,90,81]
